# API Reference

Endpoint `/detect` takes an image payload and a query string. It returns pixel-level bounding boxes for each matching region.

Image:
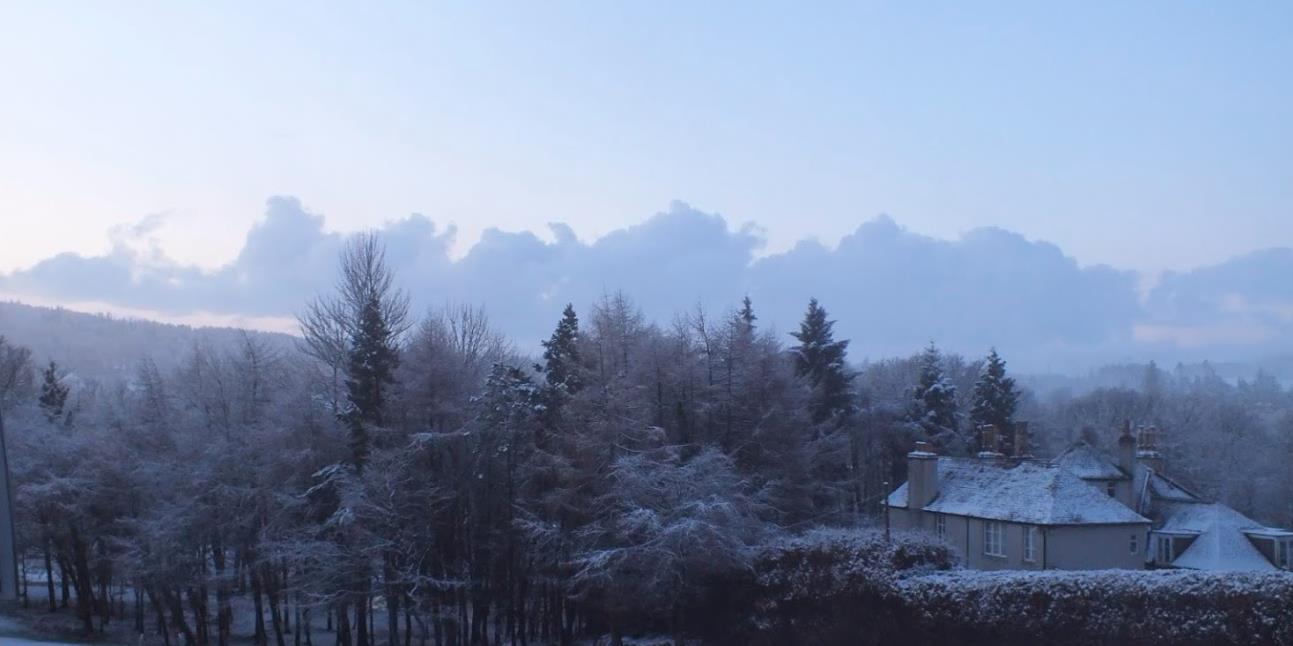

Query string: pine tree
[344,298,400,468]
[969,348,1019,453]
[911,342,960,451]
[38,360,69,423]
[738,295,757,332]
[790,298,853,423]
[541,303,582,395]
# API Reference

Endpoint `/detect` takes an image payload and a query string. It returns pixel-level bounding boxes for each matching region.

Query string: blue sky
[2,2,1290,277]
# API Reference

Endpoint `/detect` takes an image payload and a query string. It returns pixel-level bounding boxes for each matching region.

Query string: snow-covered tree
[969,348,1019,453]
[910,343,961,452]
[790,298,854,423]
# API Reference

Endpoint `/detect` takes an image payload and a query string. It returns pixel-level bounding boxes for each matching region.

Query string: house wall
[1046,524,1149,570]
[891,505,1149,571]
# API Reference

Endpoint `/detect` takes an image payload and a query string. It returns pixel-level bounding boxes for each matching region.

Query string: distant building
[885,422,1293,571]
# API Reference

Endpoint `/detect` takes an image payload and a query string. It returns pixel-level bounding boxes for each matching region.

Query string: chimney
[1117,420,1135,476]
[907,441,939,512]
[1136,425,1165,473]
[1013,421,1031,458]
[977,424,1004,459]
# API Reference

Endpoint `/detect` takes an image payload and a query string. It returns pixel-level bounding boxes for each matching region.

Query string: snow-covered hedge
[739,530,1293,645]
[898,569,1293,646]
[746,529,957,645]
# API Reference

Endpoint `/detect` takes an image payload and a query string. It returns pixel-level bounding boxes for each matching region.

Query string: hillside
[0,300,296,384]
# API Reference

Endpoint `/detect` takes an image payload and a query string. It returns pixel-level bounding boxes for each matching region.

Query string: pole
[0,410,19,601]
[882,480,891,544]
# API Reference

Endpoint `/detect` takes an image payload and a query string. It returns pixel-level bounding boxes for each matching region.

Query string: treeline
[0,233,1290,645]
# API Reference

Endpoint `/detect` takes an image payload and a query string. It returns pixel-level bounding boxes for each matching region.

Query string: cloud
[3,196,1288,371]
[1138,249,1293,355]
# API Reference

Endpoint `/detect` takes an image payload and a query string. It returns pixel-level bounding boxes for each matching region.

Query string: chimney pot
[1013,421,1031,458]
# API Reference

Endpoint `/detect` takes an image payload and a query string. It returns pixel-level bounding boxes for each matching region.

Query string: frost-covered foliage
[745,529,957,645]
[898,569,1293,646]
[909,343,963,453]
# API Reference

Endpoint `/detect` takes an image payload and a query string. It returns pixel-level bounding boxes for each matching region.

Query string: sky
[1,3,1292,372]
[2,2,1290,276]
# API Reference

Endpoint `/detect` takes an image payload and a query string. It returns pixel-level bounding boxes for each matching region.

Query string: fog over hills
[2,197,1292,375]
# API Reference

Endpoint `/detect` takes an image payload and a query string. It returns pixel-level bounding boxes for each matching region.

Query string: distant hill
[0,300,296,384]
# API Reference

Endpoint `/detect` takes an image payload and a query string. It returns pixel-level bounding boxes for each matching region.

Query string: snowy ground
[0,614,112,646]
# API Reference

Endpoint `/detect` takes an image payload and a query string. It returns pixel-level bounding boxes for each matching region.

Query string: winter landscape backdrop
[3,2,1293,644]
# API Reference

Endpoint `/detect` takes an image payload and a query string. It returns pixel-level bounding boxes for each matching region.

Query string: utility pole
[882,480,891,544]
[0,409,18,601]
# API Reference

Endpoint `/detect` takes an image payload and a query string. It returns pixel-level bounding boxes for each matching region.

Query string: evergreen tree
[790,298,854,423]
[541,303,583,395]
[38,360,69,423]
[969,348,1019,453]
[738,295,757,332]
[911,342,960,451]
[344,298,401,468]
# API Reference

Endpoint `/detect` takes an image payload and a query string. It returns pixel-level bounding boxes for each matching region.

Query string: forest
[1,234,1291,646]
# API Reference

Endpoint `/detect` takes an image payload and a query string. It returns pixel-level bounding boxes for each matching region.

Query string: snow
[1052,441,1128,480]
[889,457,1150,525]
[1159,502,1279,571]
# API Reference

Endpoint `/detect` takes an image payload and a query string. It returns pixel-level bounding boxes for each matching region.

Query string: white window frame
[984,521,1006,557]
[1130,533,1138,555]
[1024,526,1037,562]
[935,514,946,539]
[1157,535,1175,563]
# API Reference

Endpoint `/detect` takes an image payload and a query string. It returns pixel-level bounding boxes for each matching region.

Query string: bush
[898,569,1293,646]
[740,529,957,645]
[736,529,1293,646]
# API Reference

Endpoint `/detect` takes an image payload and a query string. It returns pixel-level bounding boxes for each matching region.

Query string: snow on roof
[1159,502,1278,572]
[890,457,1150,526]
[1053,441,1129,480]
[1133,463,1201,507]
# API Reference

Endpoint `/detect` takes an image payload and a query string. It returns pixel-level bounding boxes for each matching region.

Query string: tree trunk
[252,565,268,646]
[335,601,352,646]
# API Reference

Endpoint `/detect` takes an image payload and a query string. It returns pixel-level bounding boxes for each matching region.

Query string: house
[888,422,1293,571]
[1056,423,1293,572]
[885,424,1151,570]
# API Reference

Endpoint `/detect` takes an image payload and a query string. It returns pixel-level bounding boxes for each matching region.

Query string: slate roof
[886,457,1150,526]
[1158,502,1279,571]
[1054,441,1130,480]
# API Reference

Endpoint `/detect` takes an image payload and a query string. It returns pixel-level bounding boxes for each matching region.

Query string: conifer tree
[541,303,583,395]
[738,295,757,332]
[37,360,69,424]
[344,298,400,466]
[911,342,960,450]
[790,298,853,423]
[969,348,1019,453]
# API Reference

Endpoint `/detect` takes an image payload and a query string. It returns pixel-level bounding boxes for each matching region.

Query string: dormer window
[1106,482,1116,497]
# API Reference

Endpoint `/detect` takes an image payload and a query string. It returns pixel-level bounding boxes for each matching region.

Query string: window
[984,521,1005,557]
[1130,533,1139,555]
[1106,482,1117,498]
[1024,526,1037,562]
[1279,540,1291,569]
[1157,535,1175,563]
[935,515,946,539]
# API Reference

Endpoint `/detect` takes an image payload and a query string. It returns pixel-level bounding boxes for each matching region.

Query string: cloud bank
[3,197,1290,372]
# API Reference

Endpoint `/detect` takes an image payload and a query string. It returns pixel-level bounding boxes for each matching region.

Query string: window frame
[1023,525,1037,562]
[1279,539,1291,569]
[1157,535,1175,563]
[935,514,946,539]
[983,521,1006,558]
[1130,532,1139,555]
